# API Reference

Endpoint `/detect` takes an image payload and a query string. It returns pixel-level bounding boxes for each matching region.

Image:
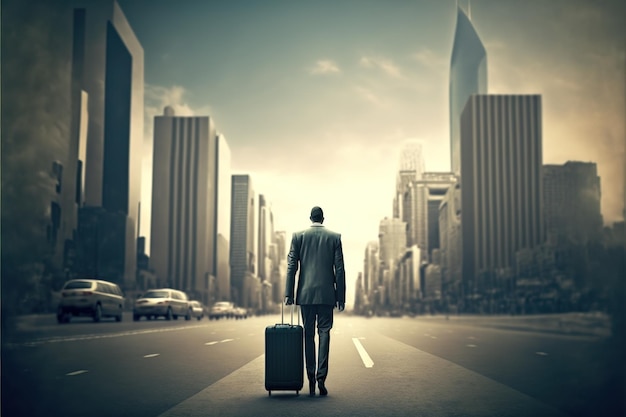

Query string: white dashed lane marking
[66,370,88,376]
[535,351,549,356]
[144,353,160,358]
[352,338,374,368]
[206,339,235,345]
[466,344,478,348]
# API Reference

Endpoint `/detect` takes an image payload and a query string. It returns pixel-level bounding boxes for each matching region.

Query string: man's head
[310,206,324,223]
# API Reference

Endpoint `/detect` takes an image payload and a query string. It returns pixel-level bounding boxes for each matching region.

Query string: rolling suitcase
[265,303,304,396]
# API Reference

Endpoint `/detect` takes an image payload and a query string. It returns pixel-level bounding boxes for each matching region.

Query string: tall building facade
[74,0,144,209]
[270,230,287,304]
[460,95,544,293]
[439,183,462,299]
[378,217,407,306]
[258,194,272,282]
[449,5,487,177]
[74,1,143,288]
[363,240,379,299]
[230,174,257,307]
[55,9,89,274]
[150,109,231,304]
[543,161,603,244]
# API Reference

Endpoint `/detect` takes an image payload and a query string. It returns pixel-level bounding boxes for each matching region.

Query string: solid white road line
[66,370,88,376]
[352,337,374,368]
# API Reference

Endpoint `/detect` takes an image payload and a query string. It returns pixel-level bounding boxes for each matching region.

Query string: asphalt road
[1,313,623,417]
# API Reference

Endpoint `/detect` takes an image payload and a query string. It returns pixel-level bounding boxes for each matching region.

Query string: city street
[2,313,622,417]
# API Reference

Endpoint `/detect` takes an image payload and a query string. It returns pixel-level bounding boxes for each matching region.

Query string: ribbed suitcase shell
[265,322,304,395]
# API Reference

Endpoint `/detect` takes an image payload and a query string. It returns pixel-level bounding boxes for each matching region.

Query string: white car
[189,300,205,320]
[57,279,125,323]
[209,301,234,320]
[133,288,191,321]
[233,307,248,319]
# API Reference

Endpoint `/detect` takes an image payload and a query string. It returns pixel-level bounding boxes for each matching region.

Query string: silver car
[208,301,235,320]
[133,288,191,321]
[189,300,205,320]
[57,279,125,323]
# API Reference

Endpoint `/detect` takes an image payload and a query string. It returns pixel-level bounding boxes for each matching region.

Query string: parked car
[189,300,205,320]
[209,301,234,320]
[232,306,248,320]
[133,288,191,321]
[57,279,125,323]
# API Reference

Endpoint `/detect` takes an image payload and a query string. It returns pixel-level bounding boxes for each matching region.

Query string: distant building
[394,139,425,220]
[271,230,287,304]
[379,217,407,307]
[150,109,231,305]
[378,217,407,270]
[405,172,456,261]
[258,195,272,282]
[230,175,257,308]
[398,245,421,305]
[460,95,544,295]
[439,183,462,300]
[543,161,603,244]
[449,5,487,177]
[363,241,380,301]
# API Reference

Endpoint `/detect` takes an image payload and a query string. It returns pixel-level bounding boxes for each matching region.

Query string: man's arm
[284,233,300,302]
[334,234,346,310]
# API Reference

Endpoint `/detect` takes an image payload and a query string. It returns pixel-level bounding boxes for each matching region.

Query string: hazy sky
[2,0,626,303]
[115,0,625,307]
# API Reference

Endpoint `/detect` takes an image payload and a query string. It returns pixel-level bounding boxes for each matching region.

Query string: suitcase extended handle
[281,300,300,326]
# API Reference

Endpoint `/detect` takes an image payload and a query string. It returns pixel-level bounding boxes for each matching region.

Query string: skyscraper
[393,139,425,220]
[230,174,257,307]
[543,161,603,243]
[258,194,272,283]
[439,183,462,298]
[460,95,544,293]
[215,133,232,301]
[150,109,231,304]
[405,172,457,259]
[363,240,380,300]
[449,5,487,177]
[74,0,144,210]
[74,1,143,287]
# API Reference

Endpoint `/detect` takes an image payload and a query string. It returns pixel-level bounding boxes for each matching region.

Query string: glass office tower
[449,6,487,177]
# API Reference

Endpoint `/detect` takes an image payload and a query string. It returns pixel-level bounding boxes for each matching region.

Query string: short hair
[310,206,324,222]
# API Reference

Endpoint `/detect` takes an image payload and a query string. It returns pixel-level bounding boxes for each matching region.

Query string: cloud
[309,59,341,75]
[410,48,446,70]
[353,85,385,107]
[359,56,403,79]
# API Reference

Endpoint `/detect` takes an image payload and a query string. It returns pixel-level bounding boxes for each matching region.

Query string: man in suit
[285,206,346,397]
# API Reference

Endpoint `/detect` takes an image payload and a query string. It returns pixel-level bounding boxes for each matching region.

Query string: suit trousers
[300,304,334,382]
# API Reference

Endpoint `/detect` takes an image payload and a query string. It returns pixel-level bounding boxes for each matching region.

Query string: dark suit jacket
[285,223,346,306]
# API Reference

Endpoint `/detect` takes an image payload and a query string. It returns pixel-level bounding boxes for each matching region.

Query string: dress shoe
[309,380,316,396]
[317,379,328,396]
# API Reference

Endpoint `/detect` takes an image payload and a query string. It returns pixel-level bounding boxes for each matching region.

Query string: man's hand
[285,296,294,305]
[336,301,345,312]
